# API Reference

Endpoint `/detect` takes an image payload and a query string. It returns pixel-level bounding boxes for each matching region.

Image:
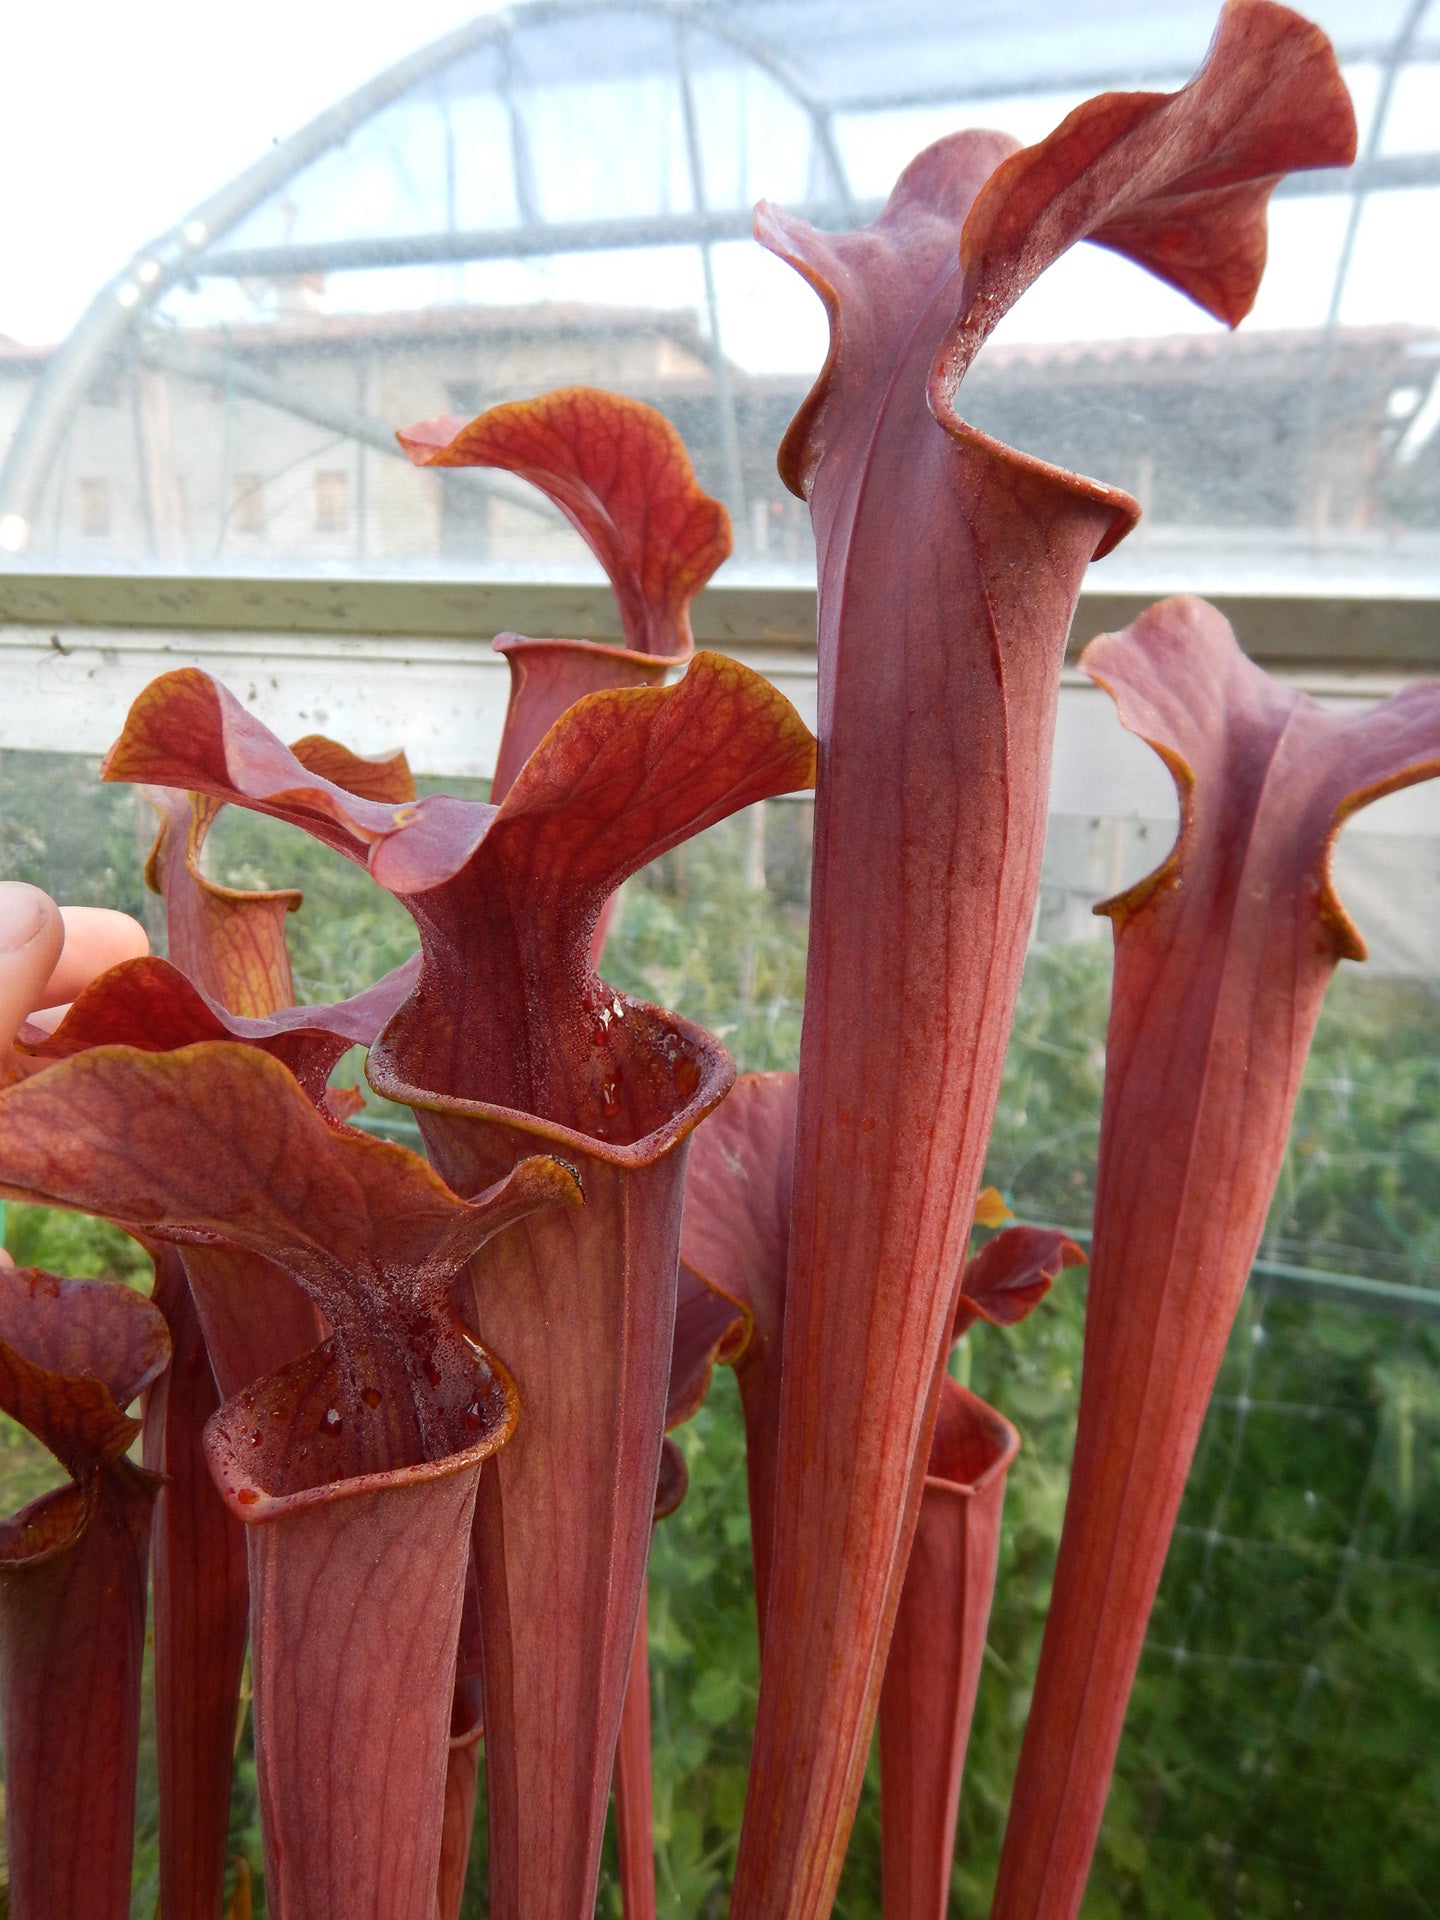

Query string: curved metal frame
[0,0,857,546]
[0,8,523,546]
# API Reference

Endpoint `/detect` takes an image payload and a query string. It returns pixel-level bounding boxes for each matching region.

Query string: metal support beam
[824,38,1440,112]
[188,151,1440,284]
[133,333,565,521]
[195,199,886,281]
[1278,151,1440,197]
[498,31,543,228]
[137,334,414,461]
[676,21,748,525]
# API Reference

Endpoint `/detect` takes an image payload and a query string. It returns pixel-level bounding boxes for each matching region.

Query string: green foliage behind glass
[0,749,152,923]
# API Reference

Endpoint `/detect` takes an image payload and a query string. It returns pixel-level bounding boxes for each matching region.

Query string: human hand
[0,882,149,1265]
[0,881,148,1068]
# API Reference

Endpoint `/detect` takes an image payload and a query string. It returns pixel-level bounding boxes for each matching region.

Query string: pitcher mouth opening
[367,997,736,1168]
[494,633,682,670]
[205,1359,516,1524]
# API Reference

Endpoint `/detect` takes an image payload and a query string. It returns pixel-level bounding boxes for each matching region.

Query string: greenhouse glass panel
[1,0,1434,592]
[1,5,1438,1915]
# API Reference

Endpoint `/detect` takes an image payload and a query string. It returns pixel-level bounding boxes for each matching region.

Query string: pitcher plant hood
[67,724,416,1920]
[400,386,730,663]
[728,10,1354,1916]
[992,596,1440,1920]
[403,389,732,854]
[139,729,414,1019]
[103,651,814,1920]
[0,1040,579,1920]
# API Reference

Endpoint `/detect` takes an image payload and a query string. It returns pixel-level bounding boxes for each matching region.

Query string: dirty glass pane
[0,0,1434,593]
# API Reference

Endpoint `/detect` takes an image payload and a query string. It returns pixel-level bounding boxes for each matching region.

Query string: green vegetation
[1,751,1437,1917]
[626,925,1440,1920]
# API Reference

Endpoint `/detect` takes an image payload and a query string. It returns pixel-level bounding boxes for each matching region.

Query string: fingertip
[45,907,151,1005]
[0,882,63,958]
[0,885,66,1055]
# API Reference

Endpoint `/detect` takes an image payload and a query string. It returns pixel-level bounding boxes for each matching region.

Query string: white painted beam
[0,577,1435,799]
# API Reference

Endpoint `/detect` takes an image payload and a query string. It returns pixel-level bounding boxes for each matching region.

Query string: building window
[314,469,350,533]
[231,473,264,534]
[78,479,111,537]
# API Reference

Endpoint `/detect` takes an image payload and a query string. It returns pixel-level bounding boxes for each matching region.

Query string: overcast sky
[2,2,1436,361]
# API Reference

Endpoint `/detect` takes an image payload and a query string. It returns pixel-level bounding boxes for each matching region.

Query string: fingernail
[0,885,51,952]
